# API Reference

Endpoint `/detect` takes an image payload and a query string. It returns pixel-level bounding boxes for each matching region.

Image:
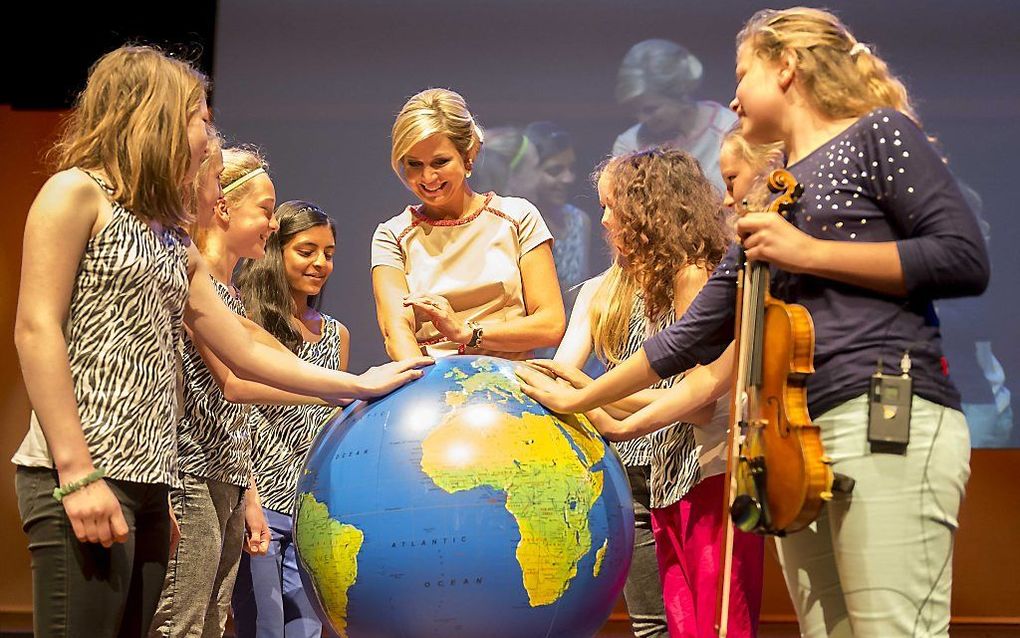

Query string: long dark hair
[237,200,337,352]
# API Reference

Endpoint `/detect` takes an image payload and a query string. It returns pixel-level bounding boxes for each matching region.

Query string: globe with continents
[293,355,634,638]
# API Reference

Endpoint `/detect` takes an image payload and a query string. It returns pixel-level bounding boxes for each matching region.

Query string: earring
[466,171,473,178]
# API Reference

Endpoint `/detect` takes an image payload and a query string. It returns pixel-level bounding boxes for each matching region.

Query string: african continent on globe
[294,355,634,638]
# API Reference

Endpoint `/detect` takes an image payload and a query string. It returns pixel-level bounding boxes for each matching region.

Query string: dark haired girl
[231,201,348,638]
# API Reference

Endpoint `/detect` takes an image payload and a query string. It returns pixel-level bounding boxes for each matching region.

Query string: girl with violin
[518,7,989,637]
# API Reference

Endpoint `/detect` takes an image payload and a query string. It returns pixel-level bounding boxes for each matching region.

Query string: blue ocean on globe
[293,355,635,638]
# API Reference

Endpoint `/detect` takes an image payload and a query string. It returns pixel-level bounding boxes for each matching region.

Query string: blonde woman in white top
[372,88,565,361]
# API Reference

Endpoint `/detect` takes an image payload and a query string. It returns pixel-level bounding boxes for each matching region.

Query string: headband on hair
[509,136,531,171]
[223,167,267,195]
[849,42,871,58]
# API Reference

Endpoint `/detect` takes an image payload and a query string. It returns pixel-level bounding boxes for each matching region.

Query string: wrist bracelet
[53,467,107,502]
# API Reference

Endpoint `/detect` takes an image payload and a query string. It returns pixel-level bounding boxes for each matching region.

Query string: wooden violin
[715,169,834,637]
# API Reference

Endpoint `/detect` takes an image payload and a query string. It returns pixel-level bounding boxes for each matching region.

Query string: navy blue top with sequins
[644,109,990,418]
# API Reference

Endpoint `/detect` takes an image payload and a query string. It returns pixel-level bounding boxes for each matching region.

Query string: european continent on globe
[420,359,606,606]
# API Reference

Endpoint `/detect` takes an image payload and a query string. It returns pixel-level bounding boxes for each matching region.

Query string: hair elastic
[849,42,871,58]
[223,167,267,195]
[509,136,531,171]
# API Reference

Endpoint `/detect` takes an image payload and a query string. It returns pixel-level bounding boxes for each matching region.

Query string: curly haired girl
[535,146,762,636]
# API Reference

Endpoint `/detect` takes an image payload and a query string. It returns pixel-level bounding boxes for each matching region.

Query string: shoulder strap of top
[79,168,115,195]
[321,314,341,340]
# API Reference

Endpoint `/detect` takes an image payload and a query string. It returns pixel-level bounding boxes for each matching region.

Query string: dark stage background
[212,0,1019,448]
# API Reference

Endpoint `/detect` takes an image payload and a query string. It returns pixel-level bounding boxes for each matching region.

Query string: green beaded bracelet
[52,467,107,502]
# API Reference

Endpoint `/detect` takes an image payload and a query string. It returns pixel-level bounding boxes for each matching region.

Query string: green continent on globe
[294,493,364,637]
[593,538,608,577]
[420,406,605,607]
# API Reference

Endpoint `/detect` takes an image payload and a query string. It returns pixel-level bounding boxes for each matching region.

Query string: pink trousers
[649,474,764,637]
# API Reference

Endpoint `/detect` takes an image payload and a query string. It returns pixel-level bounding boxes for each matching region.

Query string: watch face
[468,323,483,348]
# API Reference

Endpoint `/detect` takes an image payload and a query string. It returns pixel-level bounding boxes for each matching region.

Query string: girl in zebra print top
[13,47,431,638]
[521,138,783,636]
[231,201,348,638]
[531,147,731,637]
[151,141,280,637]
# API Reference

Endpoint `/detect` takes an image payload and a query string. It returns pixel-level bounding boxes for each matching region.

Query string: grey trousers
[776,394,970,638]
[623,464,670,638]
[149,474,246,638]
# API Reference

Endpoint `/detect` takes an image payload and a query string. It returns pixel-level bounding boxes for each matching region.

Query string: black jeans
[15,466,171,638]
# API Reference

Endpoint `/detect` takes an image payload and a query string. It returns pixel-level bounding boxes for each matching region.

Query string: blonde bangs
[390,88,484,183]
[390,116,441,180]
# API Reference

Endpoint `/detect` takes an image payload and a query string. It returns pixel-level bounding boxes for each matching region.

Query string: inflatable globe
[294,355,634,638]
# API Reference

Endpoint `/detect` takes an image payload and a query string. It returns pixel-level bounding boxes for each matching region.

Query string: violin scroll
[766,168,805,219]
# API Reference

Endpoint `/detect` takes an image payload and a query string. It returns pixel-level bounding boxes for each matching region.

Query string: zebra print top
[249,314,344,514]
[607,294,667,468]
[607,294,701,508]
[176,277,252,487]
[12,170,190,486]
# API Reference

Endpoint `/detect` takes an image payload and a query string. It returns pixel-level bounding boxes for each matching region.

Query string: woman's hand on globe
[525,359,592,390]
[355,356,434,399]
[518,365,637,442]
[403,294,472,344]
[515,364,586,414]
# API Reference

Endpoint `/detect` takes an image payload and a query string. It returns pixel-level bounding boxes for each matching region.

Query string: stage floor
[3,620,1015,632]
[2,619,1018,637]
[597,620,1020,637]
